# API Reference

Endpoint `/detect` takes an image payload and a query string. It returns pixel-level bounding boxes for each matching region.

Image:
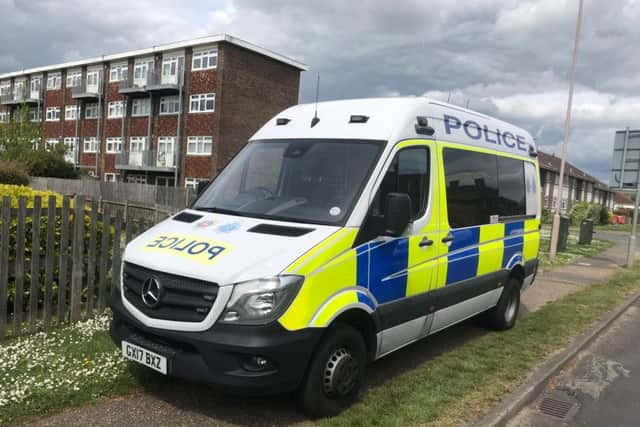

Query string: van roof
[251,97,536,160]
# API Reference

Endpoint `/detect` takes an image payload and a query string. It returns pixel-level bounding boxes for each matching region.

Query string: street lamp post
[549,0,584,259]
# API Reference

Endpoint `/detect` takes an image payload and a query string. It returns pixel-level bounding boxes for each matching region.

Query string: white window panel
[159,96,180,115]
[104,173,118,182]
[106,137,123,153]
[46,107,60,121]
[186,136,212,155]
[109,63,128,82]
[0,111,9,122]
[47,73,61,90]
[65,105,78,120]
[64,137,78,163]
[85,103,100,119]
[108,101,125,118]
[46,139,59,150]
[189,93,215,113]
[184,177,201,189]
[29,108,41,122]
[66,71,81,88]
[131,98,150,117]
[192,47,217,71]
[0,82,10,96]
[83,137,99,153]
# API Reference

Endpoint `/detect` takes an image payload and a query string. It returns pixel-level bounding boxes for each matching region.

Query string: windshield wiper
[193,206,255,218]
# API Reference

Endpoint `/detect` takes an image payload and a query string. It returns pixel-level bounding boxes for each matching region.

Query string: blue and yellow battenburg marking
[143,233,231,264]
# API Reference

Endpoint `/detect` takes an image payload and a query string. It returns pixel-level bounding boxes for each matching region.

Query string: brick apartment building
[0,34,306,187]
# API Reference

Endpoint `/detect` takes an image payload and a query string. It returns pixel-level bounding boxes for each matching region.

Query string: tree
[0,104,78,178]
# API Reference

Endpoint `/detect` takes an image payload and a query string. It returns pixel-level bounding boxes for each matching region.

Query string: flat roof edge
[0,33,307,79]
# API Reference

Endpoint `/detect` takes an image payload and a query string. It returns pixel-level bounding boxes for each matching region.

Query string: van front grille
[122,262,218,323]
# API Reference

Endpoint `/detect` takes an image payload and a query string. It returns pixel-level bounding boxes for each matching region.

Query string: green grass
[538,235,614,269]
[595,223,632,233]
[1,260,636,426]
[324,266,640,427]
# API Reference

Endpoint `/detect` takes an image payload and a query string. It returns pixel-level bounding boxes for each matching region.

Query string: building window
[109,63,128,82]
[66,71,81,88]
[104,173,118,182]
[46,107,60,121]
[106,137,123,153]
[192,47,217,70]
[131,98,150,117]
[0,111,9,123]
[30,77,42,96]
[133,59,153,85]
[85,103,100,119]
[29,107,41,122]
[159,96,180,115]
[126,174,147,184]
[46,139,59,150]
[0,82,10,96]
[108,101,125,118]
[84,137,98,153]
[187,136,213,155]
[64,137,78,163]
[189,93,215,113]
[65,105,78,121]
[47,73,61,90]
[185,177,204,189]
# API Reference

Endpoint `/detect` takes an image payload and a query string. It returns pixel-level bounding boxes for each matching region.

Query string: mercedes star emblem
[141,277,162,308]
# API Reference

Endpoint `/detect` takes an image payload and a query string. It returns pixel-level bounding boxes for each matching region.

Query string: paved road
[507,299,640,427]
[22,231,633,426]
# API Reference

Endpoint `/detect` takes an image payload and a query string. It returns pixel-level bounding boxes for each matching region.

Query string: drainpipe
[174,63,184,187]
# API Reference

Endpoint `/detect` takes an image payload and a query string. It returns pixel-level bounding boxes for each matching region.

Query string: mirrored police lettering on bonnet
[109,97,541,417]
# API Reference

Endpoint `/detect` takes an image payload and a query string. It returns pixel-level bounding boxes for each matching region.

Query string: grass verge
[595,223,632,233]
[2,266,638,426]
[324,267,640,427]
[537,236,614,269]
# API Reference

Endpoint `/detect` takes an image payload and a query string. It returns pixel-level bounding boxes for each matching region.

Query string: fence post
[57,196,71,323]
[112,215,123,293]
[29,196,42,334]
[85,200,98,318]
[43,195,57,328]
[154,203,159,223]
[70,195,85,323]
[124,199,128,224]
[0,197,10,340]
[14,197,27,336]
[97,206,111,313]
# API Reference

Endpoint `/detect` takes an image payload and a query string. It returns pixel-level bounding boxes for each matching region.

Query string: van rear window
[443,148,527,228]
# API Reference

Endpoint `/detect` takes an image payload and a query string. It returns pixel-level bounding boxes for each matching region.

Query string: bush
[599,205,610,225]
[541,208,552,224]
[0,160,29,185]
[26,150,79,179]
[0,185,112,317]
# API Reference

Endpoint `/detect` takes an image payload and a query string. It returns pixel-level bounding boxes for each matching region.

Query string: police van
[110,97,540,416]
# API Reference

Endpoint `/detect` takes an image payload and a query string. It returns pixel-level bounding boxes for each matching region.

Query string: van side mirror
[196,180,210,196]
[383,193,412,237]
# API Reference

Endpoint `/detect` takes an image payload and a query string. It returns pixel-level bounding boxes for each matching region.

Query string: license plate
[121,341,167,374]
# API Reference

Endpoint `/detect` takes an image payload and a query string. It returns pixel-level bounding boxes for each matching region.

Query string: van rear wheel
[487,277,521,330]
[299,324,366,417]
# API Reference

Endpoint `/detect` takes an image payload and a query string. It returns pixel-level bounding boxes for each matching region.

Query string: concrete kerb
[473,289,640,427]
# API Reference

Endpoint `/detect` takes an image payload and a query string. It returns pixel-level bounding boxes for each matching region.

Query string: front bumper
[109,287,322,394]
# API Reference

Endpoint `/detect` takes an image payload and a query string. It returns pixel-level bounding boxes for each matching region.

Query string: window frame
[192,47,218,71]
[131,98,150,117]
[104,173,117,182]
[109,63,128,82]
[83,137,99,153]
[159,95,180,115]
[64,105,78,121]
[66,71,81,88]
[46,73,61,90]
[85,103,100,119]
[107,101,125,119]
[186,136,213,155]
[45,106,60,122]
[189,93,215,113]
[106,137,123,154]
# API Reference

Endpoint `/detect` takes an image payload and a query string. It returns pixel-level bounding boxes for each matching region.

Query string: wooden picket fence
[0,195,162,341]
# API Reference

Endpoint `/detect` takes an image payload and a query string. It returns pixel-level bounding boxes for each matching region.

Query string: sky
[1,0,639,183]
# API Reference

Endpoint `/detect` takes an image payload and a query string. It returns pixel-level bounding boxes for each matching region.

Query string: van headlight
[219,275,304,325]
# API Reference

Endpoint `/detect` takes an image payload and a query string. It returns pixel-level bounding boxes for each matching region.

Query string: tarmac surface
[18,231,633,427]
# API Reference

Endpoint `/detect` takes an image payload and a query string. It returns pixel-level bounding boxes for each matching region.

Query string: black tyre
[299,324,367,417]
[487,277,521,330]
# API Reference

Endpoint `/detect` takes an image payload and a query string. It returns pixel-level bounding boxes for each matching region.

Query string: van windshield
[193,139,384,225]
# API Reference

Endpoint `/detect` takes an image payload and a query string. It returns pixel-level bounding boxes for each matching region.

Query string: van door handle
[419,237,434,247]
[442,233,455,243]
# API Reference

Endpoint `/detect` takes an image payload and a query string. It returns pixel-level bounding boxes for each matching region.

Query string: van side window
[443,148,526,228]
[358,147,429,244]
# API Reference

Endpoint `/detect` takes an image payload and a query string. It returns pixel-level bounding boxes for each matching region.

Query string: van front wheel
[299,324,367,417]
[487,277,521,330]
